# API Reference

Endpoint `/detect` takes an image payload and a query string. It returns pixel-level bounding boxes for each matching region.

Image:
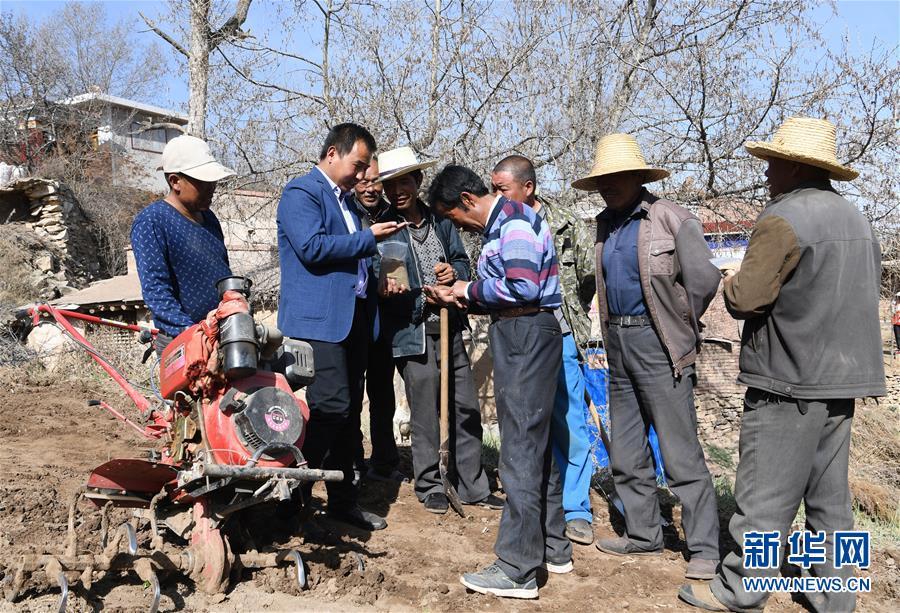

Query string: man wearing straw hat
[572,134,722,580]
[679,117,886,613]
[375,146,499,514]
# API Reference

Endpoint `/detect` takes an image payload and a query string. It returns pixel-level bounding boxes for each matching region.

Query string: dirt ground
[0,372,896,612]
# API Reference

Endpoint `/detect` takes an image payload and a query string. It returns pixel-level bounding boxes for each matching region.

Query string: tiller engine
[5,276,341,611]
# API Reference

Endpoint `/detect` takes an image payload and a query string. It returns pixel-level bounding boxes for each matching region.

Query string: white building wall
[213,190,280,275]
[108,106,175,193]
[60,94,187,193]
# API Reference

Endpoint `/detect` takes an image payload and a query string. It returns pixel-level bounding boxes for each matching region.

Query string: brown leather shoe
[565,519,594,545]
[678,583,729,611]
[678,582,764,612]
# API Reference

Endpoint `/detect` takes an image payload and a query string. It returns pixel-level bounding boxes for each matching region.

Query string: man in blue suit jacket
[277,123,406,531]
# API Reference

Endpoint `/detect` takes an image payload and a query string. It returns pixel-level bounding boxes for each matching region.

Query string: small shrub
[704,442,736,471]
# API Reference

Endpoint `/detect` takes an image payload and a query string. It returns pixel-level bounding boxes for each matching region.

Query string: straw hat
[744,117,858,181]
[376,146,437,183]
[571,133,669,191]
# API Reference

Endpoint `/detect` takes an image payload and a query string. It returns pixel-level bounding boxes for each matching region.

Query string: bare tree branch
[139,11,188,57]
[210,0,253,48]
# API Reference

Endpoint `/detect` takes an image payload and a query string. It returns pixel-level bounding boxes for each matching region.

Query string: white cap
[159,135,235,182]
[376,146,436,183]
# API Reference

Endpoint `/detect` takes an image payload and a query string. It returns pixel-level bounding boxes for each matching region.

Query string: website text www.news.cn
[742,530,871,593]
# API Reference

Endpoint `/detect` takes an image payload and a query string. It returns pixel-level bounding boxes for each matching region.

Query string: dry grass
[0,229,48,368]
[0,323,157,408]
[0,227,45,310]
[849,398,900,528]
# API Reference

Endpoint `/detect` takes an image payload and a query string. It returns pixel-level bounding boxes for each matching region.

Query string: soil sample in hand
[378,241,411,287]
[382,258,410,287]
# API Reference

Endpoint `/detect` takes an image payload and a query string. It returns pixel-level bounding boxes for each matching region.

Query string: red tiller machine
[5,276,341,611]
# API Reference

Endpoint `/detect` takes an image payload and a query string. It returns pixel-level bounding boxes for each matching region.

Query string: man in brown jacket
[573,134,722,580]
[679,117,886,613]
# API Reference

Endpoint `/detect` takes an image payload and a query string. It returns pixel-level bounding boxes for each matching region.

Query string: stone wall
[694,342,743,450]
[694,288,744,451]
[0,177,100,299]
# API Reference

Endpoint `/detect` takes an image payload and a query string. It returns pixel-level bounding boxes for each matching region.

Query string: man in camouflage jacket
[538,193,597,351]
[491,155,596,545]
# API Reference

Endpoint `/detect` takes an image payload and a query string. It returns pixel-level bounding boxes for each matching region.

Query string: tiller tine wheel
[187,500,233,595]
[285,550,308,591]
[3,488,172,611]
[53,569,68,613]
[232,549,310,591]
[134,558,162,613]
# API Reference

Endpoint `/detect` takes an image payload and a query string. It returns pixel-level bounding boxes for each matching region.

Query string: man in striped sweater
[425,165,571,599]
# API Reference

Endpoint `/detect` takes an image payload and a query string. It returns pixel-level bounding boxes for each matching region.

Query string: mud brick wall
[700,286,741,342]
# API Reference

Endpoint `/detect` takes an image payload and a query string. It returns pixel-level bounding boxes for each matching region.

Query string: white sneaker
[542,559,574,574]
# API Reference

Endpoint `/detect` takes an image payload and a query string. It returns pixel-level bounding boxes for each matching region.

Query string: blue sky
[6,0,900,114]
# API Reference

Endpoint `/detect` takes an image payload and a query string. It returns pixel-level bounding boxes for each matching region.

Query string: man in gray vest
[679,117,886,612]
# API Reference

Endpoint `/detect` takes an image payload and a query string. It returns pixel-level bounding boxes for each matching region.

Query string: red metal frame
[27,303,310,470]
[30,304,157,335]
[28,304,168,437]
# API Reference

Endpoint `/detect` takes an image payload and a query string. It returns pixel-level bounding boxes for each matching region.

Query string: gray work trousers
[490,312,571,583]
[605,323,720,560]
[711,390,856,613]
[396,331,490,503]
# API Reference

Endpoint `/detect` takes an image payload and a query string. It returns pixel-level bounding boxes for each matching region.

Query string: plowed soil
[0,376,894,612]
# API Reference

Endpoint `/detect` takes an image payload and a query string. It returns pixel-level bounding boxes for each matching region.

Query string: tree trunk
[187,0,212,138]
[606,0,659,131]
[321,0,333,120]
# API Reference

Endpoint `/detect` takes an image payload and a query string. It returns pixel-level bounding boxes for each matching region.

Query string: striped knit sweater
[466,196,561,309]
